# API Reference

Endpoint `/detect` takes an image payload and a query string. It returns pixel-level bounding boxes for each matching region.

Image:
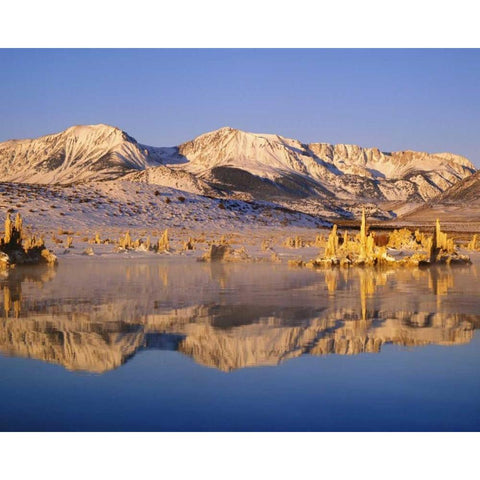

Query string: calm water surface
[0,256,479,431]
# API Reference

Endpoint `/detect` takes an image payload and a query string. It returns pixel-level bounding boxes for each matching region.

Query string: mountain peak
[200,126,277,140]
[62,124,138,144]
[65,123,117,132]
[216,126,238,133]
[198,126,248,139]
[0,123,156,184]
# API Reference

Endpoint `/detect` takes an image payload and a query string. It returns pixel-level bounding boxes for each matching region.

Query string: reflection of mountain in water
[0,262,479,373]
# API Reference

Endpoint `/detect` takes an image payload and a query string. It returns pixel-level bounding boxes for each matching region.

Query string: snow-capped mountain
[165,126,475,202]
[0,124,165,184]
[0,124,475,213]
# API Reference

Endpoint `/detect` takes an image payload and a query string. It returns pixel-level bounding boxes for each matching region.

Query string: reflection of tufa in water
[1,265,57,318]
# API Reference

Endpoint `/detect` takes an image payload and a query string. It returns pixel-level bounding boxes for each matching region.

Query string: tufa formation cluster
[0,213,57,268]
[302,210,470,269]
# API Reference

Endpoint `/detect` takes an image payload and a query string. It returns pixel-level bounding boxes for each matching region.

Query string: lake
[0,256,479,431]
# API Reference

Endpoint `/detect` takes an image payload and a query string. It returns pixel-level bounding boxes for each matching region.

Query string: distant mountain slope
[165,127,475,202]
[0,124,164,184]
[400,169,480,224]
[124,164,218,196]
[430,169,480,204]
[0,124,475,212]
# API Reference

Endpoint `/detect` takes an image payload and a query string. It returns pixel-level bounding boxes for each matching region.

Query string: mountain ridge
[0,124,475,219]
[399,169,480,224]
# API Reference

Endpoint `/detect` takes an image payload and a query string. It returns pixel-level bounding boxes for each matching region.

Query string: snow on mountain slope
[398,170,480,225]
[0,124,164,184]
[175,127,312,178]
[308,143,473,180]
[124,164,218,197]
[165,127,475,202]
[429,169,480,204]
[0,124,474,214]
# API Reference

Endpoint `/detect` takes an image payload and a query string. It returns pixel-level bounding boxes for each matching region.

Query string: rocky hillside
[399,170,480,224]
[429,169,480,204]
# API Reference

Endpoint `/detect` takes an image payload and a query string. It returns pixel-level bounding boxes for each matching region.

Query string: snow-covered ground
[0,179,329,230]
[0,179,335,260]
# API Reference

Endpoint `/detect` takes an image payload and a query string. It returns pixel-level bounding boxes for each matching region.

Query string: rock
[199,244,231,262]
[0,214,57,268]
[0,251,11,268]
[198,243,252,263]
[41,249,58,265]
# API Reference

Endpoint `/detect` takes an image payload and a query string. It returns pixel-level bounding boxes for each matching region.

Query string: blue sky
[1,49,479,165]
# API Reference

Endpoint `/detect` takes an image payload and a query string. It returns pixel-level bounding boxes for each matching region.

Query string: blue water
[0,258,479,431]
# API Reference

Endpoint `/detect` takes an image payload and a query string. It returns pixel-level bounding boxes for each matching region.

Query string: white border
[1,432,479,479]
[1,1,479,477]
[1,1,480,47]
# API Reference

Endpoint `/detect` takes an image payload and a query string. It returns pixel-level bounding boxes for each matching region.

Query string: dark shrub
[374,233,389,247]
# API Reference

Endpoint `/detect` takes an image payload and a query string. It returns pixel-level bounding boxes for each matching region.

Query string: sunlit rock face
[0,260,478,374]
